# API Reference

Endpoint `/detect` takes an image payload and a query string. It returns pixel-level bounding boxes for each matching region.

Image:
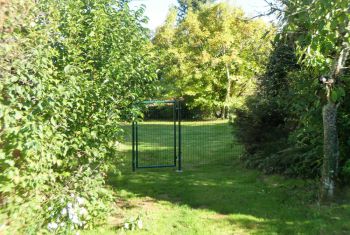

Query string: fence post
[135,121,139,168]
[173,101,177,166]
[132,121,136,172]
[177,100,182,172]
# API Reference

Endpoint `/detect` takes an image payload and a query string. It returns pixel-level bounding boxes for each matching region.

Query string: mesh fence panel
[137,122,176,168]
[181,120,241,168]
[120,102,243,171]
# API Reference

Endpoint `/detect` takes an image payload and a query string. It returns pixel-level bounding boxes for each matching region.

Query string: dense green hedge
[0,0,156,233]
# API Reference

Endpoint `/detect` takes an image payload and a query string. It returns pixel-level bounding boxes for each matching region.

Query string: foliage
[153,3,274,119]
[234,0,350,184]
[0,0,156,233]
[283,0,350,198]
[177,0,214,19]
[284,0,350,78]
[233,33,321,177]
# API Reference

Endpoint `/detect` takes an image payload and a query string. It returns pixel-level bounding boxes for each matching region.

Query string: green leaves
[154,3,274,116]
[1,0,156,232]
[287,0,350,78]
[330,87,346,103]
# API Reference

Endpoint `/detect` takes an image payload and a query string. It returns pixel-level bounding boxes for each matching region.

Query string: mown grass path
[87,121,350,235]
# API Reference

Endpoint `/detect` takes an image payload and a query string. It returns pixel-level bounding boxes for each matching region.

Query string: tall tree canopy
[154,3,274,118]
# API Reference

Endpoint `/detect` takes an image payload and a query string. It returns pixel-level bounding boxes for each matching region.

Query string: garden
[1,0,350,234]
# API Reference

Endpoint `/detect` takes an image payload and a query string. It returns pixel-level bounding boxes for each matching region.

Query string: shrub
[232,35,323,178]
[233,33,350,180]
[0,0,156,233]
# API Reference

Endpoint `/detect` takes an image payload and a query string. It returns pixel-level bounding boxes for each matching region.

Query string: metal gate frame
[132,100,182,172]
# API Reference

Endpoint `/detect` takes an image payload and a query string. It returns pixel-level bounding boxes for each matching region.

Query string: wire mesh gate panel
[127,100,244,172]
[180,120,243,168]
[131,100,182,171]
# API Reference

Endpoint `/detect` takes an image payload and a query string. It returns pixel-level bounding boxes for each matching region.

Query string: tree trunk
[220,106,225,119]
[319,42,349,201]
[321,101,339,201]
[222,64,231,119]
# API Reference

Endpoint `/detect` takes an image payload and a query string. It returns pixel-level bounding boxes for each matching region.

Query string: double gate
[131,100,182,171]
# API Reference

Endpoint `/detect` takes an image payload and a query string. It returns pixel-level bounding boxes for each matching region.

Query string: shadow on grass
[109,162,343,234]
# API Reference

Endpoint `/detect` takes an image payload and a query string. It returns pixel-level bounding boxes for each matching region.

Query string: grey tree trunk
[321,102,339,200]
[222,64,232,119]
[320,40,349,201]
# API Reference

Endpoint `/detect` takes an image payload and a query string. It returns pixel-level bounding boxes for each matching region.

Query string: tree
[0,0,156,232]
[154,3,274,118]
[177,0,214,19]
[283,0,350,200]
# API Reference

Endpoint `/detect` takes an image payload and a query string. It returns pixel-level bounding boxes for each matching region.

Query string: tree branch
[333,43,350,79]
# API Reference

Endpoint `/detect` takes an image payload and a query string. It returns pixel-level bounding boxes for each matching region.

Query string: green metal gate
[132,100,182,171]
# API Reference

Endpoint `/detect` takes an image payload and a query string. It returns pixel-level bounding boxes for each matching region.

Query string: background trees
[153,3,274,119]
[177,0,214,19]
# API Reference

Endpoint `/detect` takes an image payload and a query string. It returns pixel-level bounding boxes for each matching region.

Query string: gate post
[132,121,136,172]
[177,100,182,172]
[173,101,177,167]
[135,121,139,168]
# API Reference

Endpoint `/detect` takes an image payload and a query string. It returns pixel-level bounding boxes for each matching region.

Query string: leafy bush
[232,35,324,178]
[0,0,156,233]
[233,31,350,181]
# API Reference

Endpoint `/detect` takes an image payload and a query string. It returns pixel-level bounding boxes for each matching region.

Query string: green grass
[86,121,350,235]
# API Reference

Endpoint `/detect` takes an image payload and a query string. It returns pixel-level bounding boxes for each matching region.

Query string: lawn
[86,120,350,235]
